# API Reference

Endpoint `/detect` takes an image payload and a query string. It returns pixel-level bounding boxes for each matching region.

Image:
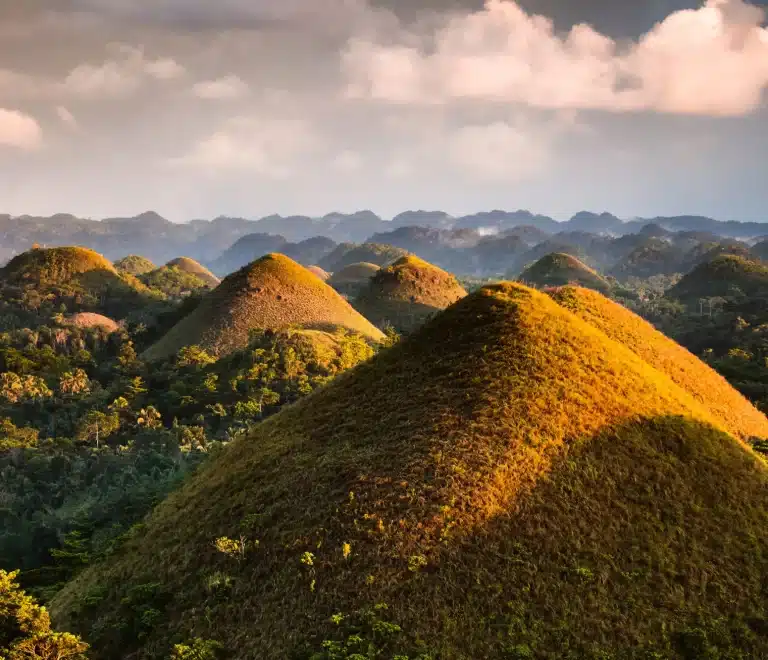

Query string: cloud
[0,109,43,150]
[332,149,364,172]
[342,0,768,116]
[166,116,320,176]
[192,75,250,100]
[56,106,78,129]
[63,45,185,98]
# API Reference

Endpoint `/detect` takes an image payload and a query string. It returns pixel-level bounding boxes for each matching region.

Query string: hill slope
[2,246,120,288]
[143,253,384,360]
[319,242,409,271]
[327,262,380,296]
[355,255,467,331]
[166,257,220,288]
[114,255,156,276]
[52,283,768,659]
[519,252,611,293]
[667,254,768,302]
[549,286,768,441]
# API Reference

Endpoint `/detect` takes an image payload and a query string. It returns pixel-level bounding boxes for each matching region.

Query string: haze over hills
[2,210,768,271]
[51,283,768,659]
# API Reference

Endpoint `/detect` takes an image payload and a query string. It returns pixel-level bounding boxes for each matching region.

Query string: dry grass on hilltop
[519,252,611,293]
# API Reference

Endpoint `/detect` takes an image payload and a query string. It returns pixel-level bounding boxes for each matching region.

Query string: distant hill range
[2,209,767,278]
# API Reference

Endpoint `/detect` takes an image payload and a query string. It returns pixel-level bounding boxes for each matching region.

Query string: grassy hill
[320,242,409,272]
[519,252,611,293]
[114,255,156,276]
[355,255,467,331]
[328,262,380,297]
[549,285,768,441]
[143,253,384,361]
[64,312,120,333]
[305,265,330,281]
[166,257,221,288]
[609,238,683,280]
[667,254,768,302]
[2,246,120,289]
[52,283,768,659]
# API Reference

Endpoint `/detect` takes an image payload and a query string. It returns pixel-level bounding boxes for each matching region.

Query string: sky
[0,0,767,223]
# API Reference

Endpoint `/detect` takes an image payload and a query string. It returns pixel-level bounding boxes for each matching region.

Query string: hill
[327,262,380,296]
[142,254,384,360]
[2,246,120,288]
[549,286,768,441]
[518,252,611,293]
[52,283,768,659]
[113,255,156,276]
[667,254,768,302]
[354,255,467,331]
[166,257,220,288]
[609,238,683,280]
[319,242,409,272]
[305,265,330,281]
[64,312,120,333]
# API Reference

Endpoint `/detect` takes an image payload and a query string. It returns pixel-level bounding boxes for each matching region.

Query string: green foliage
[169,638,223,660]
[0,569,88,659]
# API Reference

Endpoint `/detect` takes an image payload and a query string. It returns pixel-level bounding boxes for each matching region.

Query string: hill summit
[519,252,610,293]
[143,253,384,360]
[165,257,220,288]
[355,255,467,331]
[2,246,119,288]
[667,254,768,302]
[328,262,380,296]
[114,255,156,276]
[53,283,768,659]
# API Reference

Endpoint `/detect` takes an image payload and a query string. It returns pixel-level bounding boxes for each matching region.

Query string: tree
[58,369,90,396]
[0,569,88,659]
[75,410,121,448]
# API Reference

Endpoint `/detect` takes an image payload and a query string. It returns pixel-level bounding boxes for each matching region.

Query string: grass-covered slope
[519,252,611,293]
[2,246,121,289]
[549,286,768,442]
[52,283,768,659]
[143,253,384,360]
[114,255,156,276]
[65,312,120,333]
[328,262,380,296]
[305,265,330,281]
[320,242,409,272]
[166,257,221,288]
[667,254,768,302]
[355,255,467,331]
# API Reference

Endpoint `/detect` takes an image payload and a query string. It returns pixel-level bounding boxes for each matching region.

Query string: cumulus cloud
[167,116,320,176]
[342,0,768,116]
[0,109,43,150]
[192,75,250,100]
[63,45,185,98]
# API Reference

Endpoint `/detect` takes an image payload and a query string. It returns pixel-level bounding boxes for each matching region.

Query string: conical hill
[166,257,220,288]
[2,246,121,289]
[667,254,768,302]
[327,262,380,296]
[52,283,768,659]
[142,253,384,360]
[519,252,610,293]
[114,255,156,276]
[355,255,467,331]
[549,285,768,441]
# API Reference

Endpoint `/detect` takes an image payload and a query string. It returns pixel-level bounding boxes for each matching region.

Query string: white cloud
[56,106,78,129]
[167,116,320,177]
[341,0,768,116]
[63,45,185,98]
[0,109,43,150]
[192,75,249,100]
[331,149,364,172]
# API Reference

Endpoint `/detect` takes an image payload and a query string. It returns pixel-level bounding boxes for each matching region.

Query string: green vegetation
[114,255,157,276]
[320,243,409,272]
[517,252,611,293]
[165,258,220,288]
[354,255,467,332]
[667,254,768,303]
[143,254,384,361]
[139,266,213,299]
[50,283,768,659]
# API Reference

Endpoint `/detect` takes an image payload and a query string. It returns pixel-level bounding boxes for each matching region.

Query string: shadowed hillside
[549,285,768,441]
[114,255,156,276]
[667,254,768,303]
[166,257,220,288]
[52,283,768,659]
[355,255,467,331]
[143,253,384,360]
[518,252,611,293]
[328,262,380,297]
[319,242,409,272]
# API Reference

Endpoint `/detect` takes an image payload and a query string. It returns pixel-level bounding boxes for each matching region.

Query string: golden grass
[519,252,611,293]
[143,253,384,361]
[2,246,117,285]
[668,254,768,301]
[65,313,120,333]
[52,282,768,659]
[166,257,221,288]
[354,255,467,331]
